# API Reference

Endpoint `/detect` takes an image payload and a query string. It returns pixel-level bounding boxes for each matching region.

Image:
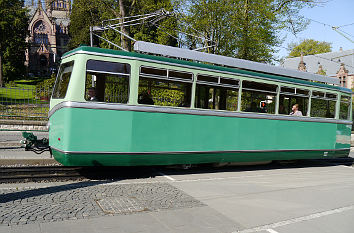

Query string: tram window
[310,91,336,118]
[280,87,309,96]
[339,95,351,120]
[220,78,239,86]
[279,86,309,115]
[312,91,325,98]
[279,95,308,115]
[169,70,193,81]
[241,81,277,114]
[296,89,309,96]
[138,77,192,107]
[140,67,167,78]
[280,87,295,94]
[87,60,130,75]
[52,61,74,99]
[197,75,219,84]
[195,84,238,111]
[326,93,337,100]
[85,60,130,103]
[242,81,277,92]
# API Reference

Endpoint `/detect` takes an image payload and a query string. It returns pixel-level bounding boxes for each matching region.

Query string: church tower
[45,0,71,18]
[25,0,71,76]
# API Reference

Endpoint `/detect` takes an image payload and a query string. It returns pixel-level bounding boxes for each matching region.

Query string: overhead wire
[337,22,354,28]
[304,17,354,39]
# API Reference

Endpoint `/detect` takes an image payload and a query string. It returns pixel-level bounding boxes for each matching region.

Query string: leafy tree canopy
[288,39,332,57]
[69,0,176,51]
[70,0,325,63]
[0,0,28,86]
[176,0,323,63]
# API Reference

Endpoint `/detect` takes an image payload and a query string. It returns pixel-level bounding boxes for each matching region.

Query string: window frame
[195,73,239,111]
[278,86,310,116]
[310,90,337,119]
[339,94,351,120]
[85,59,131,104]
[140,66,194,84]
[240,80,278,114]
[138,66,194,107]
[196,74,239,89]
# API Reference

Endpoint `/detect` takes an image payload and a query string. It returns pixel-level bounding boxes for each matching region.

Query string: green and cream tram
[49,42,352,166]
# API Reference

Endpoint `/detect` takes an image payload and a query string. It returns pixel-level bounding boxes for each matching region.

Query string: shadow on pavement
[0,180,108,204]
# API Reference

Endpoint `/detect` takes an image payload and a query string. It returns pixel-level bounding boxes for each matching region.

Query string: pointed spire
[37,0,42,8]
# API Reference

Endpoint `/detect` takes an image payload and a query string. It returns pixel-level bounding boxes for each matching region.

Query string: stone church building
[25,0,71,76]
[282,48,354,89]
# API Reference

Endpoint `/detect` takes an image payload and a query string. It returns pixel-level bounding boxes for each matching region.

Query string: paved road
[0,160,354,233]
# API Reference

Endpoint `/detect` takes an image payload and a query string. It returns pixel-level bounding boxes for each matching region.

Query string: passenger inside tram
[290,104,303,116]
[87,87,98,101]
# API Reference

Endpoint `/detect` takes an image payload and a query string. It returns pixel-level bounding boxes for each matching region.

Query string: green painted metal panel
[49,107,350,166]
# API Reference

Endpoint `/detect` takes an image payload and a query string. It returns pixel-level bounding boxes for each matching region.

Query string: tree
[68,0,106,49]
[177,0,324,63]
[69,0,176,51]
[0,0,28,86]
[288,39,332,57]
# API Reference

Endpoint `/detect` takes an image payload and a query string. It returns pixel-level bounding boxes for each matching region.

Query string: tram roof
[63,46,352,94]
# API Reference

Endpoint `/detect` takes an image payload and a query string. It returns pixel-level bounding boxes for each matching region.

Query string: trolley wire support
[21,132,51,155]
[88,8,217,52]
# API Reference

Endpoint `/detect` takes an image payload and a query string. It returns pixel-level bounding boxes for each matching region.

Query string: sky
[276,0,354,60]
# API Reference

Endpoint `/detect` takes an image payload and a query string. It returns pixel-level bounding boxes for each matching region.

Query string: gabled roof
[282,49,354,77]
[28,4,52,28]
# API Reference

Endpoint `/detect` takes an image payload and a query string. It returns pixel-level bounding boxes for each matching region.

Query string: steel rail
[0,166,83,183]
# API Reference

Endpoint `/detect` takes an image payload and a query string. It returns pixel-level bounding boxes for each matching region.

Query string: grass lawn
[0,78,51,101]
[0,79,50,119]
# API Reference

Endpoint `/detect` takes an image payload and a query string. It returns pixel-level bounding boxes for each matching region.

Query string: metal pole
[90,26,93,47]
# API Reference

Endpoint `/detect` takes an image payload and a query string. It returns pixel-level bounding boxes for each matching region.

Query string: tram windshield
[52,61,74,99]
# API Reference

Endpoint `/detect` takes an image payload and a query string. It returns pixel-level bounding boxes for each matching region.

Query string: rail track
[0,166,84,183]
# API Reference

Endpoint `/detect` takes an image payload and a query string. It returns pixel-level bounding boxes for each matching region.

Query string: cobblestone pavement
[0,181,204,226]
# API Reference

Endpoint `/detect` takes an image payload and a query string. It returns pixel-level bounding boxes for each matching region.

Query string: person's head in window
[290,104,303,116]
[87,87,98,101]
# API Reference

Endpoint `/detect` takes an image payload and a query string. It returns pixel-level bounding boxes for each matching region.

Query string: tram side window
[279,87,309,115]
[52,61,74,99]
[241,81,277,114]
[195,75,239,111]
[85,60,130,103]
[339,95,351,120]
[310,91,336,118]
[138,66,193,107]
